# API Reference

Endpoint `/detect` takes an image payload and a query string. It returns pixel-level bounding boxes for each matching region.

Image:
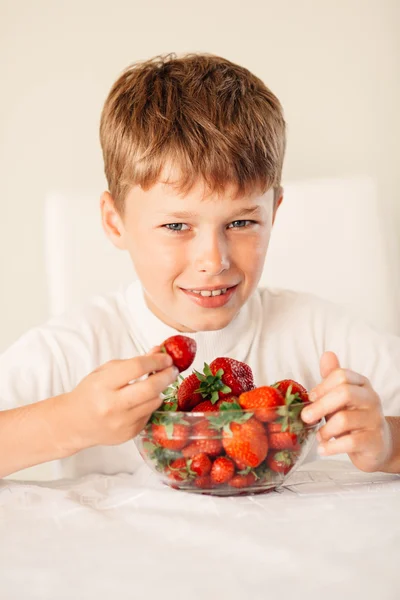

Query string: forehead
[125,177,274,218]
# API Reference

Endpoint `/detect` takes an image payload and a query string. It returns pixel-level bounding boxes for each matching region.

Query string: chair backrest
[44,176,400,335]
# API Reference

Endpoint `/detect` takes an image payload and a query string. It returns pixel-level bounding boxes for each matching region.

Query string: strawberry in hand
[161,335,197,372]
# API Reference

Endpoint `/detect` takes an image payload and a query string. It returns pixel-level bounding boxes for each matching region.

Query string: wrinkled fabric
[1,460,400,600]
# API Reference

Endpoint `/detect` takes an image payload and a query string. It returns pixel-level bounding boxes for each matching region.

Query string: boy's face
[101,176,282,333]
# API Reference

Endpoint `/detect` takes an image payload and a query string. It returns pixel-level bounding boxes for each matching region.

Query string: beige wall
[1,0,399,352]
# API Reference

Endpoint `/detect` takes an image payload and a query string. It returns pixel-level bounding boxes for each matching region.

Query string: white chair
[44,176,400,335]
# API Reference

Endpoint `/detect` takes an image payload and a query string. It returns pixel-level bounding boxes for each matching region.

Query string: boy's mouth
[180,285,238,308]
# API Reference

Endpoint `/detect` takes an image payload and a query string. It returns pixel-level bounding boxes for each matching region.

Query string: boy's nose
[193,236,230,275]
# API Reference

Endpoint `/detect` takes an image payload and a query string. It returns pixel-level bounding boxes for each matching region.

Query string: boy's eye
[228,220,254,229]
[164,223,190,232]
[163,220,256,233]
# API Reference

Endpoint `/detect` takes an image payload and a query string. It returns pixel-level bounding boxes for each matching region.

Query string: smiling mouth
[181,285,238,297]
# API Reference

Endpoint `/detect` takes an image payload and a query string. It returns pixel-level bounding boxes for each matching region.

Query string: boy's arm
[0,394,79,478]
[0,319,96,478]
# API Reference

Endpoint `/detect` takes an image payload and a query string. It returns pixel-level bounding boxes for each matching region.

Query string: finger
[318,430,378,457]
[309,368,368,402]
[302,384,371,424]
[146,346,162,356]
[146,346,166,377]
[133,413,155,433]
[103,354,174,389]
[120,365,179,409]
[320,351,341,379]
[130,395,167,423]
[316,408,376,442]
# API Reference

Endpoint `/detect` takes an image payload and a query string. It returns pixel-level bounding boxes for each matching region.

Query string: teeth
[189,288,228,297]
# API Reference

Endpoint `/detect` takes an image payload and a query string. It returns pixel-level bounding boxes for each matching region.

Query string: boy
[0,54,399,480]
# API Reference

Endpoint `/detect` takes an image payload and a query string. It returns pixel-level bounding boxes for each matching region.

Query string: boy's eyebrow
[158,206,263,220]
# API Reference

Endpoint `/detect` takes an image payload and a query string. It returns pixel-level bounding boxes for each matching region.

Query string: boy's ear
[272,186,283,225]
[100,191,127,250]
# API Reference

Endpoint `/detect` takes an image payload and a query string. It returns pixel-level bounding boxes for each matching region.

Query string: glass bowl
[135,402,321,496]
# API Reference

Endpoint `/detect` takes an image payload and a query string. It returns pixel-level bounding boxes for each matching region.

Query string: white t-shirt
[1,280,399,479]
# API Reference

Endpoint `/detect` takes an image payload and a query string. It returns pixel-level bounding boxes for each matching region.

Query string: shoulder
[0,285,138,407]
[256,285,348,329]
[0,284,137,372]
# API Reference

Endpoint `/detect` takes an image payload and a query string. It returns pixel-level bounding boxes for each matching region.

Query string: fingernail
[317,445,326,455]
[309,391,317,402]
[173,367,179,377]
[302,409,313,423]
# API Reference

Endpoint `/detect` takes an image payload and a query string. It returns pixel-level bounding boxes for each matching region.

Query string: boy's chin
[182,310,237,333]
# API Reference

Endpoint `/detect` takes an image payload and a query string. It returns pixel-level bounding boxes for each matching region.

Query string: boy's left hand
[301,351,392,472]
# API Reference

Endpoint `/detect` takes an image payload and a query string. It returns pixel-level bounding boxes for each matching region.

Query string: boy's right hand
[64,349,178,452]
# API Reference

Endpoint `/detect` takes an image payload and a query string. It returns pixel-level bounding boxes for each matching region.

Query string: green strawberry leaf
[274,451,293,466]
[165,421,175,439]
[144,443,181,470]
[193,362,232,401]
[237,466,253,475]
[211,390,219,404]
[162,401,178,412]
[219,401,241,412]
[207,407,253,431]
[218,401,238,411]
[223,423,233,437]
[221,385,232,394]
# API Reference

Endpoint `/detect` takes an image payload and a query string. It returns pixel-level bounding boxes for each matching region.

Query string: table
[1,460,399,600]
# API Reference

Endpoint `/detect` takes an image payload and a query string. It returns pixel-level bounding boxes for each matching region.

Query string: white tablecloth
[1,460,400,600]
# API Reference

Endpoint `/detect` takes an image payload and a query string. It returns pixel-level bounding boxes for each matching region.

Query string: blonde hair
[100,53,286,215]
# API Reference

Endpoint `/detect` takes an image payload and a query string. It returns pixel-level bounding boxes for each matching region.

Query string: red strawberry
[161,335,197,372]
[189,453,212,476]
[194,475,214,489]
[268,430,300,451]
[151,422,190,450]
[192,420,223,456]
[221,417,269,468]
[267,450,295,474]
[209,358,254,399]
[191,400,220,412]
[216,395,238,408]
[177,373,204,411]
[210,457,235,484]
[229,472,257,488]
[233,457,248,470]
[238,386,285,422]
[273,379,309,403]
[267,421,305,435]
[267,421,284,433]
[268,380,310,434]
[166,458,188,481]
[195,438,224,457]
[181,442,201,458]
